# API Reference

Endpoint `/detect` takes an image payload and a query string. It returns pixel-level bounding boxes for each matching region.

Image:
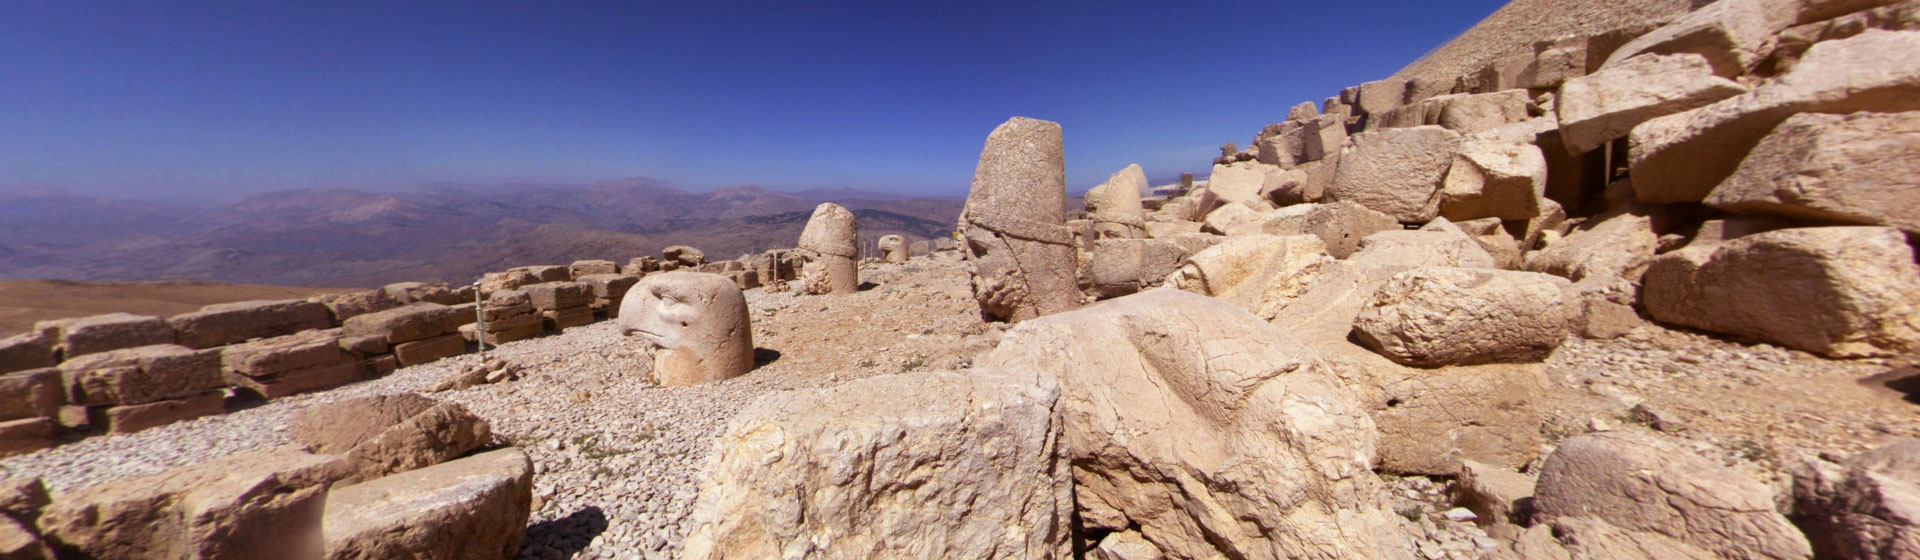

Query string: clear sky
[0,0,1506,200]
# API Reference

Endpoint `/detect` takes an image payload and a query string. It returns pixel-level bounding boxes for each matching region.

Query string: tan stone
[1602,0,1800,77]
[1324,342,1550,475]
[392,333,465,367]
[619,272,754,386]
[1705,111,1920,232]
[959,117,1082,322]
[59,344,223,406]
[1086,164,1149,239]
[509,265,570,283]
[1525,209,1659,282]
[1457,459,1537,527]
[1085,238,1208,299]
[1439,140,1548,221]
[980,289,1410,559]
[568,259,617,279]
[1199,202,1267,236]
[1328,126,1463,223]
[1357,78,1408,115]
[797,203,860,295]
[1260,201,1400,258]
[1641,226,1920,357]
[37,313,174,359]
[876,234,909,263]
[226,361,364,400]
[0,369,62,422]
[98,390,225,434]
[1143,220,1201,239]
[1168,234,1332,320]
[221,330,349,378]
[1354,267,1579,367]
[1792,438,1920,560]
[290,394,491,481]
[1534,432,1812,560]
[1206,163,1277,210]
[521,282,592,311]
[40,449,347,560]
[0,333,55,376]
[321,448,532,560]
[681,368,1069,559]
[540,306,593,330]
[1629,30,1920,203]
[340,303,463,345]
[1536,517,1722,560]
[662,246,706,269]
[1556,53,1748,154]
[0,419,55,458]
[1348,229,1501,270]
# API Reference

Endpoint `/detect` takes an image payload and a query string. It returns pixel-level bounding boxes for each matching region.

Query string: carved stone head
[618,272,754,386]
[877,235,908,263]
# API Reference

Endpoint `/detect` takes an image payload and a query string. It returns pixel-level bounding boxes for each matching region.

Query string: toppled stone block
[1641,226,1920,357]
[1534,432,1812,560]
[40,449,348,559]
[1557,53,1748,154]
[1349,229,1500,270]
[568,259,618,279]
[392,333,465,367]
[1328,126,1463,223]
[477,270,539,295]
[1260,200,1400,258]
[222,330,364,399]
[290,394,491,481]
[1705,110,1920,233]
[0,333,55,376]
[1199,202,1267,236]
[0,418,55,458]
[1085,238,1206,298]
[1206,163,1278,211]
[1792,438,1920,560]
[95,390,225,434]
[59,345,223,406]
[321,447,533,560]
[340,303,463,345]
[380,282,462,306]
[575,273,640,300]
[1438,139,1548,221]
[0,369,63,422]
[521,282,593,311]
[167,300,332,349]
[38,313,173,359]
[681,368,1069,559]
[1353,267,1579,367]
[1602,0,1800,77]
[1456,459,1536,527]
[1168,234,1332,320]
[1526,209,1659,282]
[309,290,398,324]
[509,265,570,283]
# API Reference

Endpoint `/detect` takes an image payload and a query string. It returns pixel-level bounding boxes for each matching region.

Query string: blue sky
[0,1,1506,200]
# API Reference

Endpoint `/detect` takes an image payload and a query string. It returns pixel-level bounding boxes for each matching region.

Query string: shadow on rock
[519,506,609,558]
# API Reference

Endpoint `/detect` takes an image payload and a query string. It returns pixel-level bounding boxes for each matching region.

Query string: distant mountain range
[0,179,964,287]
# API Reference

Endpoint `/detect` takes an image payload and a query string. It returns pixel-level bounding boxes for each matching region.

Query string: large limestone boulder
[1327,126,1462,223]
[1353,267,1580,367]
[1438,139,1548,221]
[1556,53,1749,154]
[288,394,491,482]
[58,344,223,406]
[1629,30,1920,203]
[1348,229,1500,271]
[1199,202,1267,236]
[1086,164,1149,239]
[40,449,348,559]
[979,289,1410,560]
[1534,432,1812,560]
[1320,344,1550,475]
[0,333,55,376]
[1792,438,1920,560]
[1206,163,1278,210]
[167,299,333,350]
[1641,226,1920,357]
[1705,110,1920,233]
[1525,209,1660,282]
[36,313,174,359]
[1259,201,1399,258]
[797,202,860,295]
[1525,517,1723,560]
[1085,238,1208,299]
[959,117,1082,322]
[321,447,533,560]
[1601,0,1800,77]
[1167,234,1331,320]
[681,367,1070,559]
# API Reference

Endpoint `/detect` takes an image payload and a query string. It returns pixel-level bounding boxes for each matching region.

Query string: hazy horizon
[2,1,1505,200]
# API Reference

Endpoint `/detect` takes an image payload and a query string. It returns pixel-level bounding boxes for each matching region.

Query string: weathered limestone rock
[1328,126,1463,223]
[1370,362,1549,475]
[0,419,55,458]
[568,259,617,279]
[380,282,463,306]
[476,270,539,296]
[1438,140,1548,221]
[1457,459,1536,528]
[96,390,225,435]
[508,266,570,284]
[1525,209,1659,282]
[221,330,364,400]
[1766,0,1920,74]
[1260,201,1400,258]
[1168,234,1332,320]
[662,246,706,270]
[475,289,541,345]
[1348,229,1501,270]
[622,256,659,275]
[1630,30,1920,203]
[1371,91,1531,135]
[59,344,223,406]
[290,394,490,482]
[619,272,754,386]
[1641,226,1920,357]
[1602,0,1800,77]
[1534,432,1812,560]
[1528,516,1723,560]
[340,303,463,345]
[1354,267,1579,367]
[979,289,1409,559]
[0,369,62,422]
[0,333,55,376]
[1086,164,1149,239]
[796,203,860,295]
[1206,163,1277,210]
[321,447,533,560]
[1705,111,1920,232]
[1557,53,1749,154]
[37,313,174,359]
[1792,438,1920,560]
[576,273,641,319]
[876,235,908,263]
[40,449,348,559]
[1199,202,1267,236]
[1085,237,1209,299]
[165,299,332,350]
[393,334,465,367]
[1569,275,1645,339]
[522,282,592,312]
[1143,220,1201,239]
[0,477,51,558]
[908,240,929,256]
[958,117,1082,322]
[681,368,1069,559]
[1357,78,1408,115]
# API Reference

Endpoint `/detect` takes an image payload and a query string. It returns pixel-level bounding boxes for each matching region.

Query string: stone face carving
[617,272,754,387]
[876,235,908,263]
[796,203,859,295]
[1084,164,1148,239]
[958,116,1083,322]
